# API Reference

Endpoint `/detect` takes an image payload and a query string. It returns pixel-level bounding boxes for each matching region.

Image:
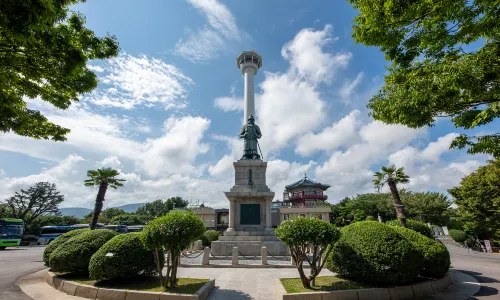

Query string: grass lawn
[280,276,368,294]
[55,273,208,294]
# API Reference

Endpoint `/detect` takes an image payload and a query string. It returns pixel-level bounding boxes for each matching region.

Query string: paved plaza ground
[2,244,500,299]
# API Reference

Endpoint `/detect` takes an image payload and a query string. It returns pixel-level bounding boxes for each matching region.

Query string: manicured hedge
[89,232,165,281]
[365,216,376,221]
[202,230,220,247]
[327,221,422,285]
[49,229,118,273]
[390,226,450,278]
[43,229,88,266]
[386,219,434,238]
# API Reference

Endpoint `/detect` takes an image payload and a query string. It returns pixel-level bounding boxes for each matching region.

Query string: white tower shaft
[243,69,255,125]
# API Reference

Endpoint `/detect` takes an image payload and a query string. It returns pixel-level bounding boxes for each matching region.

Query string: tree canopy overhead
[348,0,500,157]
[0,0,119,141]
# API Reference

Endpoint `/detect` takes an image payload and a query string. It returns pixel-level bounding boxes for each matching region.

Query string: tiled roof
[285,174,330,190]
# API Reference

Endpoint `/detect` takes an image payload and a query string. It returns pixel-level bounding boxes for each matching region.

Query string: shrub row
[327,221,450,286]
[43,229,164,281]
[201,230,220,247]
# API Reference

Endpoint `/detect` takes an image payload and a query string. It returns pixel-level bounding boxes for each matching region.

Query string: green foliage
[276,217,340,288]
[136,197,189,219]
[141,210,205,288]
[202,230,220,247]
[49,229,117,273]
[348,0,500,157]
[89,233,164,281]
[109,213,150,225]
[101,208,126,220]
[390,226,450,279]
[365,216,376,221]
[449,159,500,239]
[402,191,452,225]
[386,219,434,238]
[327,221,422,285]
[0,0,119,141]
[43,229,88,267]
[449,229,468,244]
[136,199,169,218]
[2,182,64,225]
[142,210,205,253]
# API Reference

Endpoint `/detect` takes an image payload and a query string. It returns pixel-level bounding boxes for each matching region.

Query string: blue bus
[37,225,73,245]
[0,218,24,250]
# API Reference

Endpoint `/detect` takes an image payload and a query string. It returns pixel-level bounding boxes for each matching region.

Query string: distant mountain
[114,203,146,213]
[59,207,92,219]
[60,203,146,218]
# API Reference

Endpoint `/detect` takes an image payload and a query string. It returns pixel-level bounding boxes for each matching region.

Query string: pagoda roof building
[285,174,331,190]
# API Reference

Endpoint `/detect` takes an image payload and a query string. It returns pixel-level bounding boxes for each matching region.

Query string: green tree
[349,193,395,221]
[101,208,125,220]
[136,199,168,218]
[276,217,340,288]
[84,168,125,230]
[449,159,500,239]
[165,197,189,211]
[373,165,410,228]
[2,182,64,224]
[347,0,500,157]
[402,191,452,225]
[141,211,205,288]
[0,0,119,141]
[0,204,9,218]
[83,211,108,225]
[109,213,150,225]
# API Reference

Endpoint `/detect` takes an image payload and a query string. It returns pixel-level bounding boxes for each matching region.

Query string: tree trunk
[297,261,311,289]
[90,184,107,230]
[388,181,407,228]
[170,252,179,288]
[153,248,164,287]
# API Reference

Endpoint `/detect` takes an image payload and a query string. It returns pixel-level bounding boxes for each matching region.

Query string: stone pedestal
[211,159,288,256]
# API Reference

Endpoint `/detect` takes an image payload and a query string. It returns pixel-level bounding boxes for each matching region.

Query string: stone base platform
[211,235,289,256]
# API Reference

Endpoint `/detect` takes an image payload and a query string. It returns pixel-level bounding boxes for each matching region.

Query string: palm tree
[373,165,409,228]
[84,168,125,230]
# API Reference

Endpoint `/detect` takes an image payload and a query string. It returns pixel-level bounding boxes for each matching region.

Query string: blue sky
[0,0,494,208]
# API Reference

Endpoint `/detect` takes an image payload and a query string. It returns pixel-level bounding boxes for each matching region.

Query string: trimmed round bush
[327,221,422,285]
[89,232,165,281]
[386,219,434,238]
[43,229,88,266]
[449,229,467,243]
[365,216,376,221]
[390,226,450,278]
[202,230,220,247]
[49,229,118,273]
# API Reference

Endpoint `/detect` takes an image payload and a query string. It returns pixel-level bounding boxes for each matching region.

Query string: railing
[273,203,331,209]
[284,192,328,201]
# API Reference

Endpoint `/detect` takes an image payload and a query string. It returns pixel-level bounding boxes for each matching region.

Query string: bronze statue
[239,114,262,159]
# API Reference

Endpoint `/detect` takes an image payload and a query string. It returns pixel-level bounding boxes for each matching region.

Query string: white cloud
[87,53,193,110]
[281,25,352,84]
[295,110,361,156]
[87,65,104,73]
[98,156,122,169]
[213,96,244,112]
[340,72,364,103]
[421,133,459,161]
[138,116,211,177]
[175,0,246,62]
